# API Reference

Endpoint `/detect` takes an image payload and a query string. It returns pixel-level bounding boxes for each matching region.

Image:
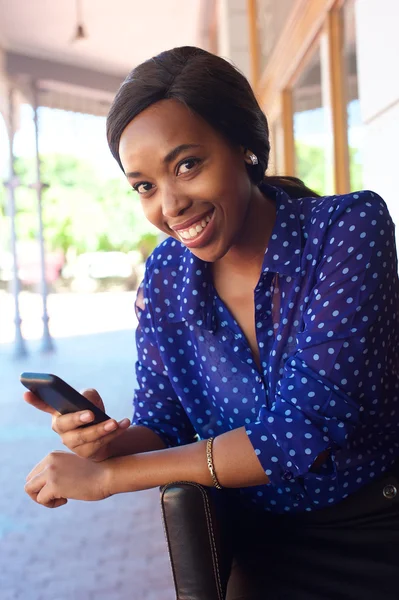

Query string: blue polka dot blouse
[133,184,399,513]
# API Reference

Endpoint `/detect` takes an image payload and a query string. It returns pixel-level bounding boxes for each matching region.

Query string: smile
[175,209,214,242]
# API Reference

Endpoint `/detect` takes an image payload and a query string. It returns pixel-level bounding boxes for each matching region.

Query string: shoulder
[307,189,388,219]
[145,236,186,274]
[138,236,185,307]
[299,189,392,232]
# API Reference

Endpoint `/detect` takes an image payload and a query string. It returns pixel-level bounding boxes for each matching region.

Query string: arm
[106,272,269,489]
[106,424,166,457]
[106,191,398,494]
[26,192,397,506]
[243,191,398,484]
[101,278,199,459]
[106,427,267,495]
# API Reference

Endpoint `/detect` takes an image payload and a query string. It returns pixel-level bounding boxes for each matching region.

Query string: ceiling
[0,0,203,78]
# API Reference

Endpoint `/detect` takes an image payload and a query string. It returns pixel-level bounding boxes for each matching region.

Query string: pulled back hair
[107,46,318,199]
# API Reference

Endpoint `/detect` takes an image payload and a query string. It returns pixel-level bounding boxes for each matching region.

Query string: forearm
[106,426,269,495]
[106,425,166,458]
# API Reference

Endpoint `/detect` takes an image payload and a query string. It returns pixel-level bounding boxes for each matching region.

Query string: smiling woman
[117,97,265,263]
[24,46,399,599]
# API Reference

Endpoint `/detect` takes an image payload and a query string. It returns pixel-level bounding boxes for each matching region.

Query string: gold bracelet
[206,437,223,490]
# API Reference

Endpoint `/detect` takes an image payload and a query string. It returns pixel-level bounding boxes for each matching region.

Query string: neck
[214,186,276,281]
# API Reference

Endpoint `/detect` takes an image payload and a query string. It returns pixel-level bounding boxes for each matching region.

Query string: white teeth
[178,211,213,241]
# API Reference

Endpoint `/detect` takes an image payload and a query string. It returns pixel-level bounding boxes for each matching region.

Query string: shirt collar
[161,184,302,327]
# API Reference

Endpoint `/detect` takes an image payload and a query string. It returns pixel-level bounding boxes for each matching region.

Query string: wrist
[101,457,120,497]
[100,440,212,496]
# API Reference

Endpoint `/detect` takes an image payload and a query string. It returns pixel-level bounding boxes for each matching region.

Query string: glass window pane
[292,39,334,196]
[256,0,296,74]
[342,0,364,191]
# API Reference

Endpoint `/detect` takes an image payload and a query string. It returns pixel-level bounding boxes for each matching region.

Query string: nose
[161,185,192,219]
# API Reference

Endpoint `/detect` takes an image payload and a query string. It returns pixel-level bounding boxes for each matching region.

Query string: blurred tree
[295,142,363,195]
[11,154,158,256]
[3,147,362,259]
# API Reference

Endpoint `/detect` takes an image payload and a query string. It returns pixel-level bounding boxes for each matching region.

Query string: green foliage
[2,146,364,258]
[349,147,363,192]
[295,143,328,195]
[7,154,158,256]
[295,142,363,195]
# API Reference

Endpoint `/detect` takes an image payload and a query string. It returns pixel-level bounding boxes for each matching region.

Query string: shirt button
[282,470,293,481]
[383,484,398,500]
[256,376,262,383]
[294,494,303,502]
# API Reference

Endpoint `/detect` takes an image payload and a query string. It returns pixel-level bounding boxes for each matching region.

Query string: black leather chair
[160,482,233,600]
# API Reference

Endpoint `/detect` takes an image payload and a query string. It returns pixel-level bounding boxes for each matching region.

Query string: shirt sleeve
[246,191,398,484]
[132,277,197,448]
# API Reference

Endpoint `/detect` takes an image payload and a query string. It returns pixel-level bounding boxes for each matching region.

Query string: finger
[25,467,67,508]
[36,484,66,508]
[23,391,57,415]
[26,457,48,482]
[25,451,67,481]
[42,498,68,509]
[61,418,131,453]
[79,389,105,412]
[52,410,96,434]
[25,471,46,502]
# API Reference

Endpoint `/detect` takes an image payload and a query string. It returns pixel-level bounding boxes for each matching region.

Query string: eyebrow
[126,144,202,179]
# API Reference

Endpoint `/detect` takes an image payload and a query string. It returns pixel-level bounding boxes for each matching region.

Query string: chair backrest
[160,482,232,600]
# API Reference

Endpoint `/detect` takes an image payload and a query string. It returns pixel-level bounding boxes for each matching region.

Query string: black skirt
[226,466,399,600]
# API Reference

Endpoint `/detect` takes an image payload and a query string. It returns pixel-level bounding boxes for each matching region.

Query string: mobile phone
[20,372,111,425]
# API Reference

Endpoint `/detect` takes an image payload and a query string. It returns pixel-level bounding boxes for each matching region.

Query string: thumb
[80,388,105,412]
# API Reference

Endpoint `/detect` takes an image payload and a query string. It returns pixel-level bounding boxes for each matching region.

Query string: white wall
[355,0,399,229]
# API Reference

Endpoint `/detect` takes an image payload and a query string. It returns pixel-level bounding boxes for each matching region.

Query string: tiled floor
[0,322,174,600]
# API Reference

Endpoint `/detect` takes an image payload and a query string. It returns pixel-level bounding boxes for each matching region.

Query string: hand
[24,450,111,508]
[24,388,131,461]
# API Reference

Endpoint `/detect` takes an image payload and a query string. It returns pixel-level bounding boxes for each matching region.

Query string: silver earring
[248,152,258,166]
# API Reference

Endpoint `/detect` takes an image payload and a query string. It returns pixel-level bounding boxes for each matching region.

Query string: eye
[176,158,200,176]
[132,182,154,195]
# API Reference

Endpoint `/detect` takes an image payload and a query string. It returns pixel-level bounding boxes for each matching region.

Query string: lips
[171,209,215,242]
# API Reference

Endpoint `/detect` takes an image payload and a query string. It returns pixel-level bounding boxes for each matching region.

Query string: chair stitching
[161,482,224,600]
[160,485,180,599]
[200,488,224,600]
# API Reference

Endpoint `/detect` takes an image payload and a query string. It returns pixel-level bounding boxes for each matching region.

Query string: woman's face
[119,99,257,263]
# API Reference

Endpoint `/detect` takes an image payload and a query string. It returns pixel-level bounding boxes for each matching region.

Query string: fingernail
[118,418,130,427]
[80,412,92,422]
[104,420,117,431]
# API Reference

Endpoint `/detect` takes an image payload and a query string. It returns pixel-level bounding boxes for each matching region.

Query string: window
[292,39,334,195]
[342,0,364,191]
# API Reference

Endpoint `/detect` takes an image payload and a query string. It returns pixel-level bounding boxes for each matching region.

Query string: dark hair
[107,46,318,197]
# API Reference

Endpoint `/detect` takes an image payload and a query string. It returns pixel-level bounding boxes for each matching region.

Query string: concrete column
[355,0,399,233]
[31,81,54,353]
[5,86,28,357]
[217,0,251,81]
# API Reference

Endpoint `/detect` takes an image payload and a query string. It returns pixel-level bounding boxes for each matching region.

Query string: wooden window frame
[249,0,351,193]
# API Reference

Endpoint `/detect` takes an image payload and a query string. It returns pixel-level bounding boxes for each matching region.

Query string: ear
[242,147,251,164]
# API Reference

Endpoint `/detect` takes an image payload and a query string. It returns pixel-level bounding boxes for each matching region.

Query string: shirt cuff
[245,419,329,485]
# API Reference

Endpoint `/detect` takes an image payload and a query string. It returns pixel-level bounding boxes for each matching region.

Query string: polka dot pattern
[133,185,399,513]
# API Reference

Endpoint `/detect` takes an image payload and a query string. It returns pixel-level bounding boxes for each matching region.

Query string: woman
[24,47,399,599]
